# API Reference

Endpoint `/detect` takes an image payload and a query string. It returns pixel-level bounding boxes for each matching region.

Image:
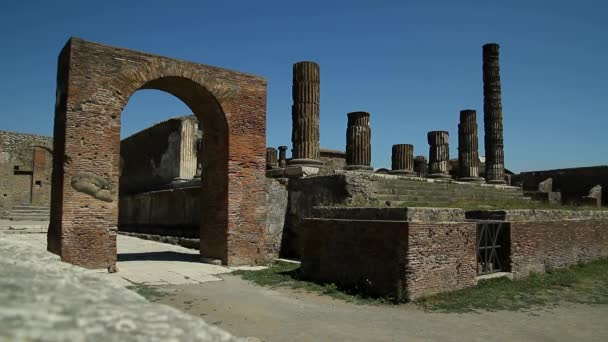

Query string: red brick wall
[301,219,409,299]
[31,146,52,206]
[405,222,477,300]
[48,38,267,269]
[300,219,477,301]
[510,219,608,278]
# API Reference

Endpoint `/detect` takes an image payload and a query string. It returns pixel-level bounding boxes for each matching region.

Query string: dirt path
[155,274,608,342]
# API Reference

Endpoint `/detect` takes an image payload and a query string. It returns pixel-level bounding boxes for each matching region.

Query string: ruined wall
[264,178,288,259]
[513,166,608,206]
[405,222,477,299]
[510,218,608,278]
[118,177,288,259]
[319,148,346,171]
[120,116,200,195]
[0,131,53,215]
[281,174,354,258]
[301,219,409,299]
[119,186,201,238]
[300,211,478,301]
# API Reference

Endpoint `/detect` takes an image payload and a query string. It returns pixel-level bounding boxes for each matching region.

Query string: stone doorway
[47,38,267,269]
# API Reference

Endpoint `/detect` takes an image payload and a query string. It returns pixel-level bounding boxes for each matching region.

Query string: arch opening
[47,38,268,269]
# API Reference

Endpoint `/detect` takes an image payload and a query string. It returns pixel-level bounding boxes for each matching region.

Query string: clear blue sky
[1,0,606,172]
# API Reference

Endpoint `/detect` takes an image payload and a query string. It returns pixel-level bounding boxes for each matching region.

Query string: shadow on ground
[118,251,200,262]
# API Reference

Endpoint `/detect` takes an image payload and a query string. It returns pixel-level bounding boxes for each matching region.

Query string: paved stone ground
[5,225,607,341]
[5,230,264,287]
[0,234,246,341]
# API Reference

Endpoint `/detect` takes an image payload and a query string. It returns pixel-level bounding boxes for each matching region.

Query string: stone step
[377,199,531,208]
[373,188,525,197]
[371,194,528,202]
[9,209,50,214]
[373,183,522,193]
[11,205,50,211]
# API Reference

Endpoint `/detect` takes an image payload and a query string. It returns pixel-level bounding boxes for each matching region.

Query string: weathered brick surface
[0,131,53,215]
[510,219,608,278]
[300,218,477,301]
[405,222,477,299]
[48,38,267,268]
[301,219,409,299]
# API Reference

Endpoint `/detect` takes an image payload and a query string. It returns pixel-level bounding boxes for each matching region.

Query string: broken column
[345,111,372,170]
[266,147,278,170]
[414,155,428,178]
[289,61,322,166]
[427,131,450,179]
[581,185,602,208]
[458,109,482,181]
[278,146,288,168]
[483,43,506,184]
[390,144,415,175]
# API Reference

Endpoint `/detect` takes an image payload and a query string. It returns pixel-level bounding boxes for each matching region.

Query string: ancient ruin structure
[278,146,288,168]
[458,110,482,181]
[289,61,322,166]
[344,111,372,170]
[0,131,53,219]
[483,43,506,184]
[120,116,201,194]
[427,131,450,178]
[390,144,415,175]
[47,38,267,269]
[414,155,428,178]
[266,148,278,170]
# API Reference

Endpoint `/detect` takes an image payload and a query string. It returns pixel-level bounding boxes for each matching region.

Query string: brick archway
[47,38,267,269]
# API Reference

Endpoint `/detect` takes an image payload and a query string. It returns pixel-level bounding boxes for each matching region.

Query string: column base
[287,158,324,167]
[428,173,452,179]
[487,179,507,185]
[344,165,373,171]
[388,170,416,175]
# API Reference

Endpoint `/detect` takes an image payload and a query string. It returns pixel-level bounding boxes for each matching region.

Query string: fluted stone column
[390,144,415,175]
[414,155,428,178]
[458,109,482,181]
[483,43,506,184]
[427,131,451,179]
[278,146,288,168]
[266,147,278,170]
[289,61,322,166]
[345,111,372,171]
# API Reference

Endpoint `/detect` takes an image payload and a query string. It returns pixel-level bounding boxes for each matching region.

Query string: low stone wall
[510,218,608,278]
[118,178,288,259]
[300,207,477,301]
[119,186,201,238]
[301,206,608,301]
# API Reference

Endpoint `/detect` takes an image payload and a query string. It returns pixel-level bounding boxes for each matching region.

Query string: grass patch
[232,261,391,305]
[127,283,170,302]
[416,259,608,313]
[234,260,608,312]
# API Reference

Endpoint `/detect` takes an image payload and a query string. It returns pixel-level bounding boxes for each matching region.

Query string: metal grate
[477,221,505,275]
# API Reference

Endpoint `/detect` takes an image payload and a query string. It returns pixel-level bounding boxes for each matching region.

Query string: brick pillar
[345,111,373,171]
[414,155,428,178]
[483,43,506,184]
[390,144,415,175]
[427,131,451,179]
[289,61,322,166]
[266,147,278,170]
[278,145,287,168]
[458,109,482,181]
